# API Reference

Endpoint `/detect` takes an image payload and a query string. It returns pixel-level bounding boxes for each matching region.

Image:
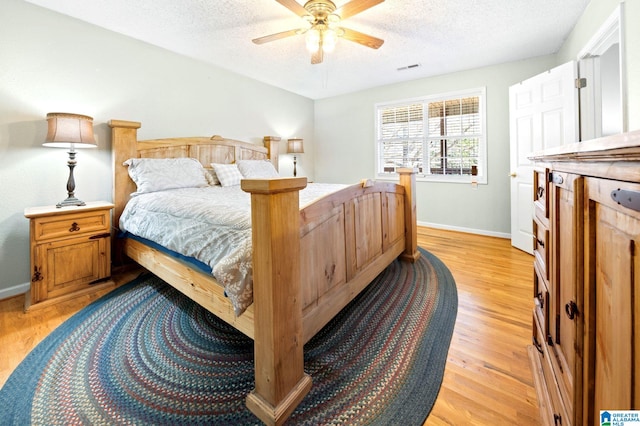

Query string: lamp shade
[287,138,304,154]
[43,112,97,148]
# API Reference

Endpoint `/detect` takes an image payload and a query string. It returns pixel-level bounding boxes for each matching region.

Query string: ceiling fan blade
[252,29,300,45]
[311,47,324,64]
[340,27,384,49]
[334,0,385,20]
[275,0,309,17]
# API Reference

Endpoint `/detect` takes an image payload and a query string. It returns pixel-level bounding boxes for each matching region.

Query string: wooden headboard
[108,120,280,234]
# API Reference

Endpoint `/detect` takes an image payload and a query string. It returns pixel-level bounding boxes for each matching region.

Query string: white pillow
[211,163,243,187]
[237,160,279,179]
[123,157,209,195]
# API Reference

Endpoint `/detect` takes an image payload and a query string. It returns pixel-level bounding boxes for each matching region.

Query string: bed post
[397,168,419,262]
[263,136,281,171]
[108,120,141,264]
[241,177,312,425]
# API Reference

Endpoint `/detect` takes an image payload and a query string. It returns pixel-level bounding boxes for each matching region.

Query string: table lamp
[43,112,97,208]
[287,138,304,177]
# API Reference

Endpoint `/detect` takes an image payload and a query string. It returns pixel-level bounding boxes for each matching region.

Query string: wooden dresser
[527,130,640,425]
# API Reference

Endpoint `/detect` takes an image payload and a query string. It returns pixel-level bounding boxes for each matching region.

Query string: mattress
[119,183,346,315]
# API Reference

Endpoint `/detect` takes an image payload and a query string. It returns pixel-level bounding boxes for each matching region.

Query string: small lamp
[287,138,304,177]
[43,112,97,208]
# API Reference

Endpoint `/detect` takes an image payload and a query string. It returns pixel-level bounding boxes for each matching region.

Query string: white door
[509,61,579,253]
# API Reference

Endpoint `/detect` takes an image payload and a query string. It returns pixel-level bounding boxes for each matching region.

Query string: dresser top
[528,129,640,162]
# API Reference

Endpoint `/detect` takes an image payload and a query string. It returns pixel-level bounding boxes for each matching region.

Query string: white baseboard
[0,282,30,302]
[418,221,511,240]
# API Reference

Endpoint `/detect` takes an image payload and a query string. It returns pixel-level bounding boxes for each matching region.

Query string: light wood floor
[420,227,539,425]
[0,227,540,425]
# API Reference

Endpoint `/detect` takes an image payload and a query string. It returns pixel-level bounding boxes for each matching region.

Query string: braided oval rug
[0,248,457,425]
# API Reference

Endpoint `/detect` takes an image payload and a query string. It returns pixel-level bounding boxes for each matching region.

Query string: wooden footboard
[241,172,416,424]
[109,120,417,425]
[297,175,417,341]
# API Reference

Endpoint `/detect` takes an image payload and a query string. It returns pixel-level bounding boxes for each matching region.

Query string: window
[375,88,487,183]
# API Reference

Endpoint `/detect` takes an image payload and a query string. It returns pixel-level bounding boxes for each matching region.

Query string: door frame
[577,3,627,140]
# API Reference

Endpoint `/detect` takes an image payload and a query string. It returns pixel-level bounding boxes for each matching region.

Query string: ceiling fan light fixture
[255,0,386,65]
[306,28,321,52]
[322,28,337,52]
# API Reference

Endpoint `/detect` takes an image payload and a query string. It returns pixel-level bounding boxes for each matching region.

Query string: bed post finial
[397,168,419,262]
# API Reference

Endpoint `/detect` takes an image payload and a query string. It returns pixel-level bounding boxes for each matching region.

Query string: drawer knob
[69,222,80,232]
[536,186,545,198]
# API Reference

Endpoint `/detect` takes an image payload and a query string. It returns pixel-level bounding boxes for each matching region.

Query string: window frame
[374,87,487,184]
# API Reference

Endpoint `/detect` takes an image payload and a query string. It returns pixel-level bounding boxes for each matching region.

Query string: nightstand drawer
[32,209,110,242]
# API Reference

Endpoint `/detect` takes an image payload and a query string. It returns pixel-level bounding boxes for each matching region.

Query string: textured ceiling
[25,0,591,99]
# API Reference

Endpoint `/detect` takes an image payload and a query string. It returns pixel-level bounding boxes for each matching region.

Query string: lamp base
[56,196,86,208]
[56,149,86,208]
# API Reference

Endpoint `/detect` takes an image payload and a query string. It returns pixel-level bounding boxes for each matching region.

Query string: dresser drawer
[533,313,572,426]
[533,216,549,280]
[32,209,110,242]
[533,262,549,335]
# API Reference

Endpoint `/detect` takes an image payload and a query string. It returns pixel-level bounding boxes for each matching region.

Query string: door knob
[510,172,517,177]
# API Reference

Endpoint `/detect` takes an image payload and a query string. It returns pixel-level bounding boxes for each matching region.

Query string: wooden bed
[109,120,418,425]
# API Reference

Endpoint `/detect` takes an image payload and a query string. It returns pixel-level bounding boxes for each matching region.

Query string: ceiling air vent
[397,64,421,71]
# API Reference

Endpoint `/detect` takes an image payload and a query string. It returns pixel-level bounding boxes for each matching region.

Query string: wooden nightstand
[24,201,115,310]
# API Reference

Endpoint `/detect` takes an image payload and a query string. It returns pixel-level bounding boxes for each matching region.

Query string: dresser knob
[565,301,578,320]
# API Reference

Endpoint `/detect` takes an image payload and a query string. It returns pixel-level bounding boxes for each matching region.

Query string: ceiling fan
[252,0,385,64]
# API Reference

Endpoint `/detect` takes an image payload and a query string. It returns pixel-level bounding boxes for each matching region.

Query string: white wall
[0,0,315,298]
[314,56,557,235]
